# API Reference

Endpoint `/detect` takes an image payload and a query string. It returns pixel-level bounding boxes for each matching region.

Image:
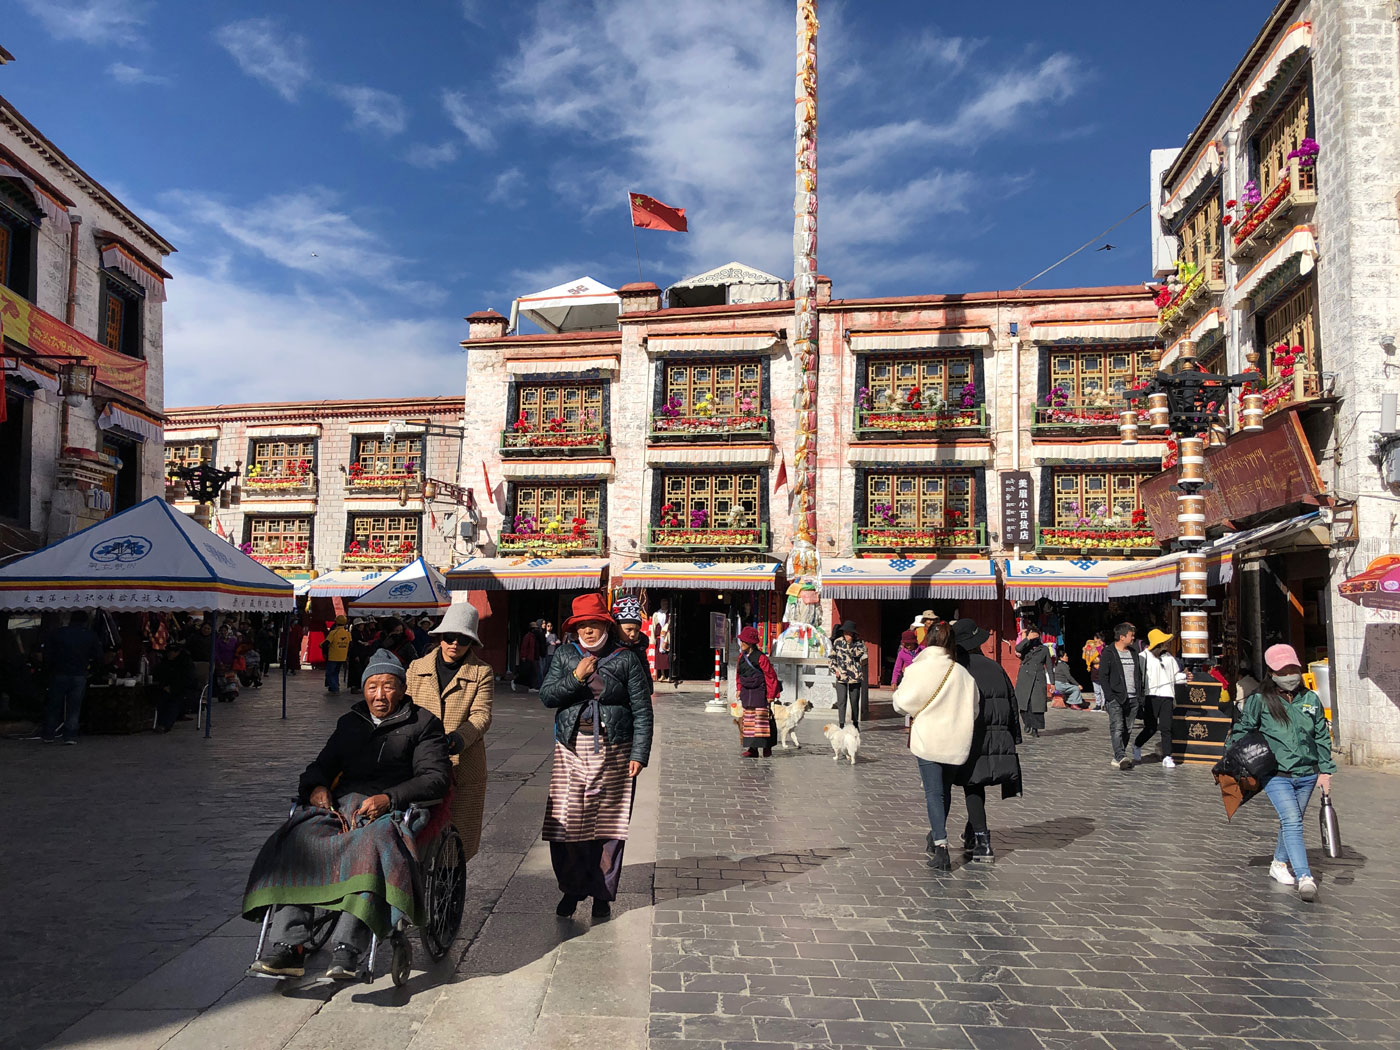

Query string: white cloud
[162,187,440,301]
[487,168,527,206]
[823,173,978,251]
[162,265,461,406]
[405,141,460,169]
[329,84,408,136]
[18,0,147,46]
[459,0,485,26]
[107,62,169,86]
[442,90,495,150]
[214,18,312,102]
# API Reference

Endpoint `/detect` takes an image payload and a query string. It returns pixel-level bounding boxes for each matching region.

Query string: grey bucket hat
[429,602,482,646]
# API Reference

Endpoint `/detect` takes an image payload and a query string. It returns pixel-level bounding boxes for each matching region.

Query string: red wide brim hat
[737,626,761,646]
[563,591,616,633]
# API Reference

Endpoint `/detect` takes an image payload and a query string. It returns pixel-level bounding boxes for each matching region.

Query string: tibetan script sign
[1000,470,1035,546]
[1140,408,1324,543]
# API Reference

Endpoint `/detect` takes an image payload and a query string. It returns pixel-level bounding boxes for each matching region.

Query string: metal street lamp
[168,461,241,508]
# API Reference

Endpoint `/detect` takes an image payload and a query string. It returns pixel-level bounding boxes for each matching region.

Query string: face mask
[1273,673,1302,692]
[579,634,609,653]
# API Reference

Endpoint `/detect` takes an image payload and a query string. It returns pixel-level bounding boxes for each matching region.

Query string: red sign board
[1140,408,1324,543]
[0,282,149,403]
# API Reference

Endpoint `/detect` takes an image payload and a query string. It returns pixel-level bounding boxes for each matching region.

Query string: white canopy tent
[349,557,451,617]
[304,570,390,599]
[509,276,620,334]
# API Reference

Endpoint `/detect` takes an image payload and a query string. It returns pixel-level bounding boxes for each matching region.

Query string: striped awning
[821,558,996,600]
[1234,21,1313,128]
[100,244,167,302]
[613,559,779,592]
[504,356,619,375]
[1160,141,1223,221]
[98,402,164,443]
[447,557,609,591]
[499,459,614,480]
[9,361,59,393]
[305,570,390,598]
[645,446,773,466]
[1028,319,1159,343]
[0,160,72,228]
[645,332,782,355]
[1165,309,1224,360]
[1031,442,1165,463]
[846,445,992,465]
[1234,227,1317,306]
[847,327,991,350]
[1105,548,1235,598]
[1003,558,1137,602]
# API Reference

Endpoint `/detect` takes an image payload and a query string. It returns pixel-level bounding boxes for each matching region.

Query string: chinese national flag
[629,192,688,233]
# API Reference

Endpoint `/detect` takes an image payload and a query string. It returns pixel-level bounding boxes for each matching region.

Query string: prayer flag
[481,461,495,505]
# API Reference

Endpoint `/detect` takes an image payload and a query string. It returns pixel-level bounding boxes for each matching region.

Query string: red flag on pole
[629,192,688,233]
[773,451,788,494]
[481,461,495,506]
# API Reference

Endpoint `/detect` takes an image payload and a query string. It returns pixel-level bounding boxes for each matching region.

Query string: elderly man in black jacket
[247,649,449,980]
[1099,622,1146,770]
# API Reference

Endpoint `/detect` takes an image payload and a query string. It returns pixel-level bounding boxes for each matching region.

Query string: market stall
[348,557,451,618]
[0,497,295,736]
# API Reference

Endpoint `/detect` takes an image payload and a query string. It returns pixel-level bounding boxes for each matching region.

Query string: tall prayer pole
[787,0,820,584]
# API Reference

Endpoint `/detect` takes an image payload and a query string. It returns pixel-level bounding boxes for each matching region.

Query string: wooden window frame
[98,274,143,359]
[247,516,312,554]
[354,435,422,475]
[1256,86,1311,199]
[250,438,315,477]
[864,353,976,407]
[864,470,975,531]
[1049,468,1152,528]
[514,382,604,434]
[1046,346,1153,404]
[510,483,602,530]
[1178,194,1221,273]
[348,513,420,553]
[663,358,763,414]
[164,442,213,472]
[659,470,761,528]
[1260,281,1318,387]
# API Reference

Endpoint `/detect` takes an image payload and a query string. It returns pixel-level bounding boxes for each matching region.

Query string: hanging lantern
[1241,393,1265,432]
[398,484,410,507]
[1118,408,1139,445]
[423,479,439,501]
[1208,422,1229,448]
[59,360,96,398]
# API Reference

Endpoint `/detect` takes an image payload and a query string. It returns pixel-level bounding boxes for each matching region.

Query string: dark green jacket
[1226,688,1336,775]
[540,640,654,766]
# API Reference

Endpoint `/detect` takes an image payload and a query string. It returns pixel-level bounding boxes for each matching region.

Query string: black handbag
[1215,729,1278,784]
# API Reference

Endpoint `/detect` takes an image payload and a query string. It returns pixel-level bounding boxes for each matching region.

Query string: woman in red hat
[736,626,781,757]
[539,592,653,920]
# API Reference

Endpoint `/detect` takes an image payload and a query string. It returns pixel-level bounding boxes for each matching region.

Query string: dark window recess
[102,434,140,513]
[0,388,29,522]
[98,274,143,358]
[0,190,38,300]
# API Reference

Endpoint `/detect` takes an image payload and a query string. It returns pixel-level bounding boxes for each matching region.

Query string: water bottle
[1319,791,1342,858]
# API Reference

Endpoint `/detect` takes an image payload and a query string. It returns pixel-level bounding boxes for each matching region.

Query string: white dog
[823,722,860,764]
[772,699,813,749]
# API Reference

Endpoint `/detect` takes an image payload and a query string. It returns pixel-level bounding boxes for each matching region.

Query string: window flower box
[345,465,422,493]
[647,524,768,552]
[649,413,771,441]
[853,523,987,552]
[854,404,986,437]
[498,530,604,556]
[1229,158,1317,262]
[1157,258,1225,336]
[1037,527,1159,553]
[1032,404,1123,430]
[499,428,609,456]
[250,550,312,569]
[244,461,314,495]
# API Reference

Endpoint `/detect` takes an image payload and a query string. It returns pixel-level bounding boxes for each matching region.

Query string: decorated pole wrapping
[1172,342,1210,667]
[787,0,820,583]
[713,649,722,706]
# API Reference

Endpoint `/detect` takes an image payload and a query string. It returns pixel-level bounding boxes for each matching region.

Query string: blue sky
[4,0,1276,405]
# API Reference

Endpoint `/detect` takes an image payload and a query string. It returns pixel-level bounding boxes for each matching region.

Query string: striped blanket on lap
[241,793,424,939]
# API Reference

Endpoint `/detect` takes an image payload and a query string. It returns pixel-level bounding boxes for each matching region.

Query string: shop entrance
[1020,597,1173,682]
[875,598,959,684]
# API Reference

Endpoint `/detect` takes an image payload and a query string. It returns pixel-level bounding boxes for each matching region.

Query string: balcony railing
[649,413,771,442]
[1032,403,1123,431]
[497,531,606,557]
[647,523,768,553]
[499,428,609,457]
[1230,157,1317,263]
[853,522,987,554]
[249,549,312,570]
[854,403,987,439]
[1158,257,1226,337]
[1036,526,1159,555]
[345,468,422,494]
[340,548,417,569]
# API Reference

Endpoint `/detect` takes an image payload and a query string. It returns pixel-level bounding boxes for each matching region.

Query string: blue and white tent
[349,557,451,617]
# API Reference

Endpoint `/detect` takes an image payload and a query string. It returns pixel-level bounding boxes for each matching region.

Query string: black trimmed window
[348,514,420,554]
[250,438,314,477]
[0,180,38,299]
[354,435,422,474]
[865,353,975,407]
[1049,469,1152,528]
[98,273,143,359]
[164,442,213,473]
[513,382,603,433]
[663,359,762,414]
[1046,346,1153,404]
[247,516,312,555]
[866,471,974,531]
[1255,86,1311,199]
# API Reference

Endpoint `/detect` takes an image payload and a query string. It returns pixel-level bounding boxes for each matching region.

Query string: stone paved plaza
[3,675,1400,1050]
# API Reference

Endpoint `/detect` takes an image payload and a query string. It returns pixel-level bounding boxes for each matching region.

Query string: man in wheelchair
[243,649,450,980]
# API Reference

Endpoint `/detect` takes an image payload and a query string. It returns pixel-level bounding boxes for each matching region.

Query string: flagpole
[627,192,644,281]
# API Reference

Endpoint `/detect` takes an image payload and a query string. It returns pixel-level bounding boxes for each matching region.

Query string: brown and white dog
[771,699,813,749]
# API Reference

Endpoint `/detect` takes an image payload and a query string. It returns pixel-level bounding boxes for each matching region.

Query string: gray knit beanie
[363,648,407,682]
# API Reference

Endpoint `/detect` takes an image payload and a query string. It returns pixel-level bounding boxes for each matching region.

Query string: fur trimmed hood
[891,646,978,765]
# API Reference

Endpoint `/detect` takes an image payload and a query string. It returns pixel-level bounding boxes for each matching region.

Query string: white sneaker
[1297,876,1318,902]
[1270,861,1296,885]
[1110,758,1123,769]
[1132,746,1143,763]
[1162,756,1176,768]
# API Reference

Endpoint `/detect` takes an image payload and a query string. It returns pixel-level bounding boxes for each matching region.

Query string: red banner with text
[0,282,149,403]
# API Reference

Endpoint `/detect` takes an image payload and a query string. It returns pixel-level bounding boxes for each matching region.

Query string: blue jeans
[1263,773,1318,879]
[917,759,954,843]
[1058,681,1084,706]
[324,660,343,692]
[45,674,88,740]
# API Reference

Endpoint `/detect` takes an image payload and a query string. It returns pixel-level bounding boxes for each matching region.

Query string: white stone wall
[1311,0,1400,764]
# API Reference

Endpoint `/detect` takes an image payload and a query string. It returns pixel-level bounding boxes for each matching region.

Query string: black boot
[972,831,995,863]
[591,898,612,920]
[961,825,976,856]
[929,843,951,871]
[556,894,581,917]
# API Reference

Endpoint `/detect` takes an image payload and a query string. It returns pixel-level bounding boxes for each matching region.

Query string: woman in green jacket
[1225,643,1336,902]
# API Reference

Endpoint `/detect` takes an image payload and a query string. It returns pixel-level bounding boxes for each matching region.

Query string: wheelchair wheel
[390,930,412,987]
[419,825,466,962]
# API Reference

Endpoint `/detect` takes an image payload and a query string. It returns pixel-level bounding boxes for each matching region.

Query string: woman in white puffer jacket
[892,622,980,871]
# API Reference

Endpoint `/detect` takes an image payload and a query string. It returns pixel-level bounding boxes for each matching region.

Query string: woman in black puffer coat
[948,618,1023,863]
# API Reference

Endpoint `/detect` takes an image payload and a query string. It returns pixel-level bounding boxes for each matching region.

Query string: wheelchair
[248,792,468,988]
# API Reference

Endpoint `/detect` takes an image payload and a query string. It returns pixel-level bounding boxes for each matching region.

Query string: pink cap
[1264,643,1302,672]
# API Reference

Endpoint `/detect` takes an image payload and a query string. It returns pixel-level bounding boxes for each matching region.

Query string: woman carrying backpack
[1224,643,1336,902]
